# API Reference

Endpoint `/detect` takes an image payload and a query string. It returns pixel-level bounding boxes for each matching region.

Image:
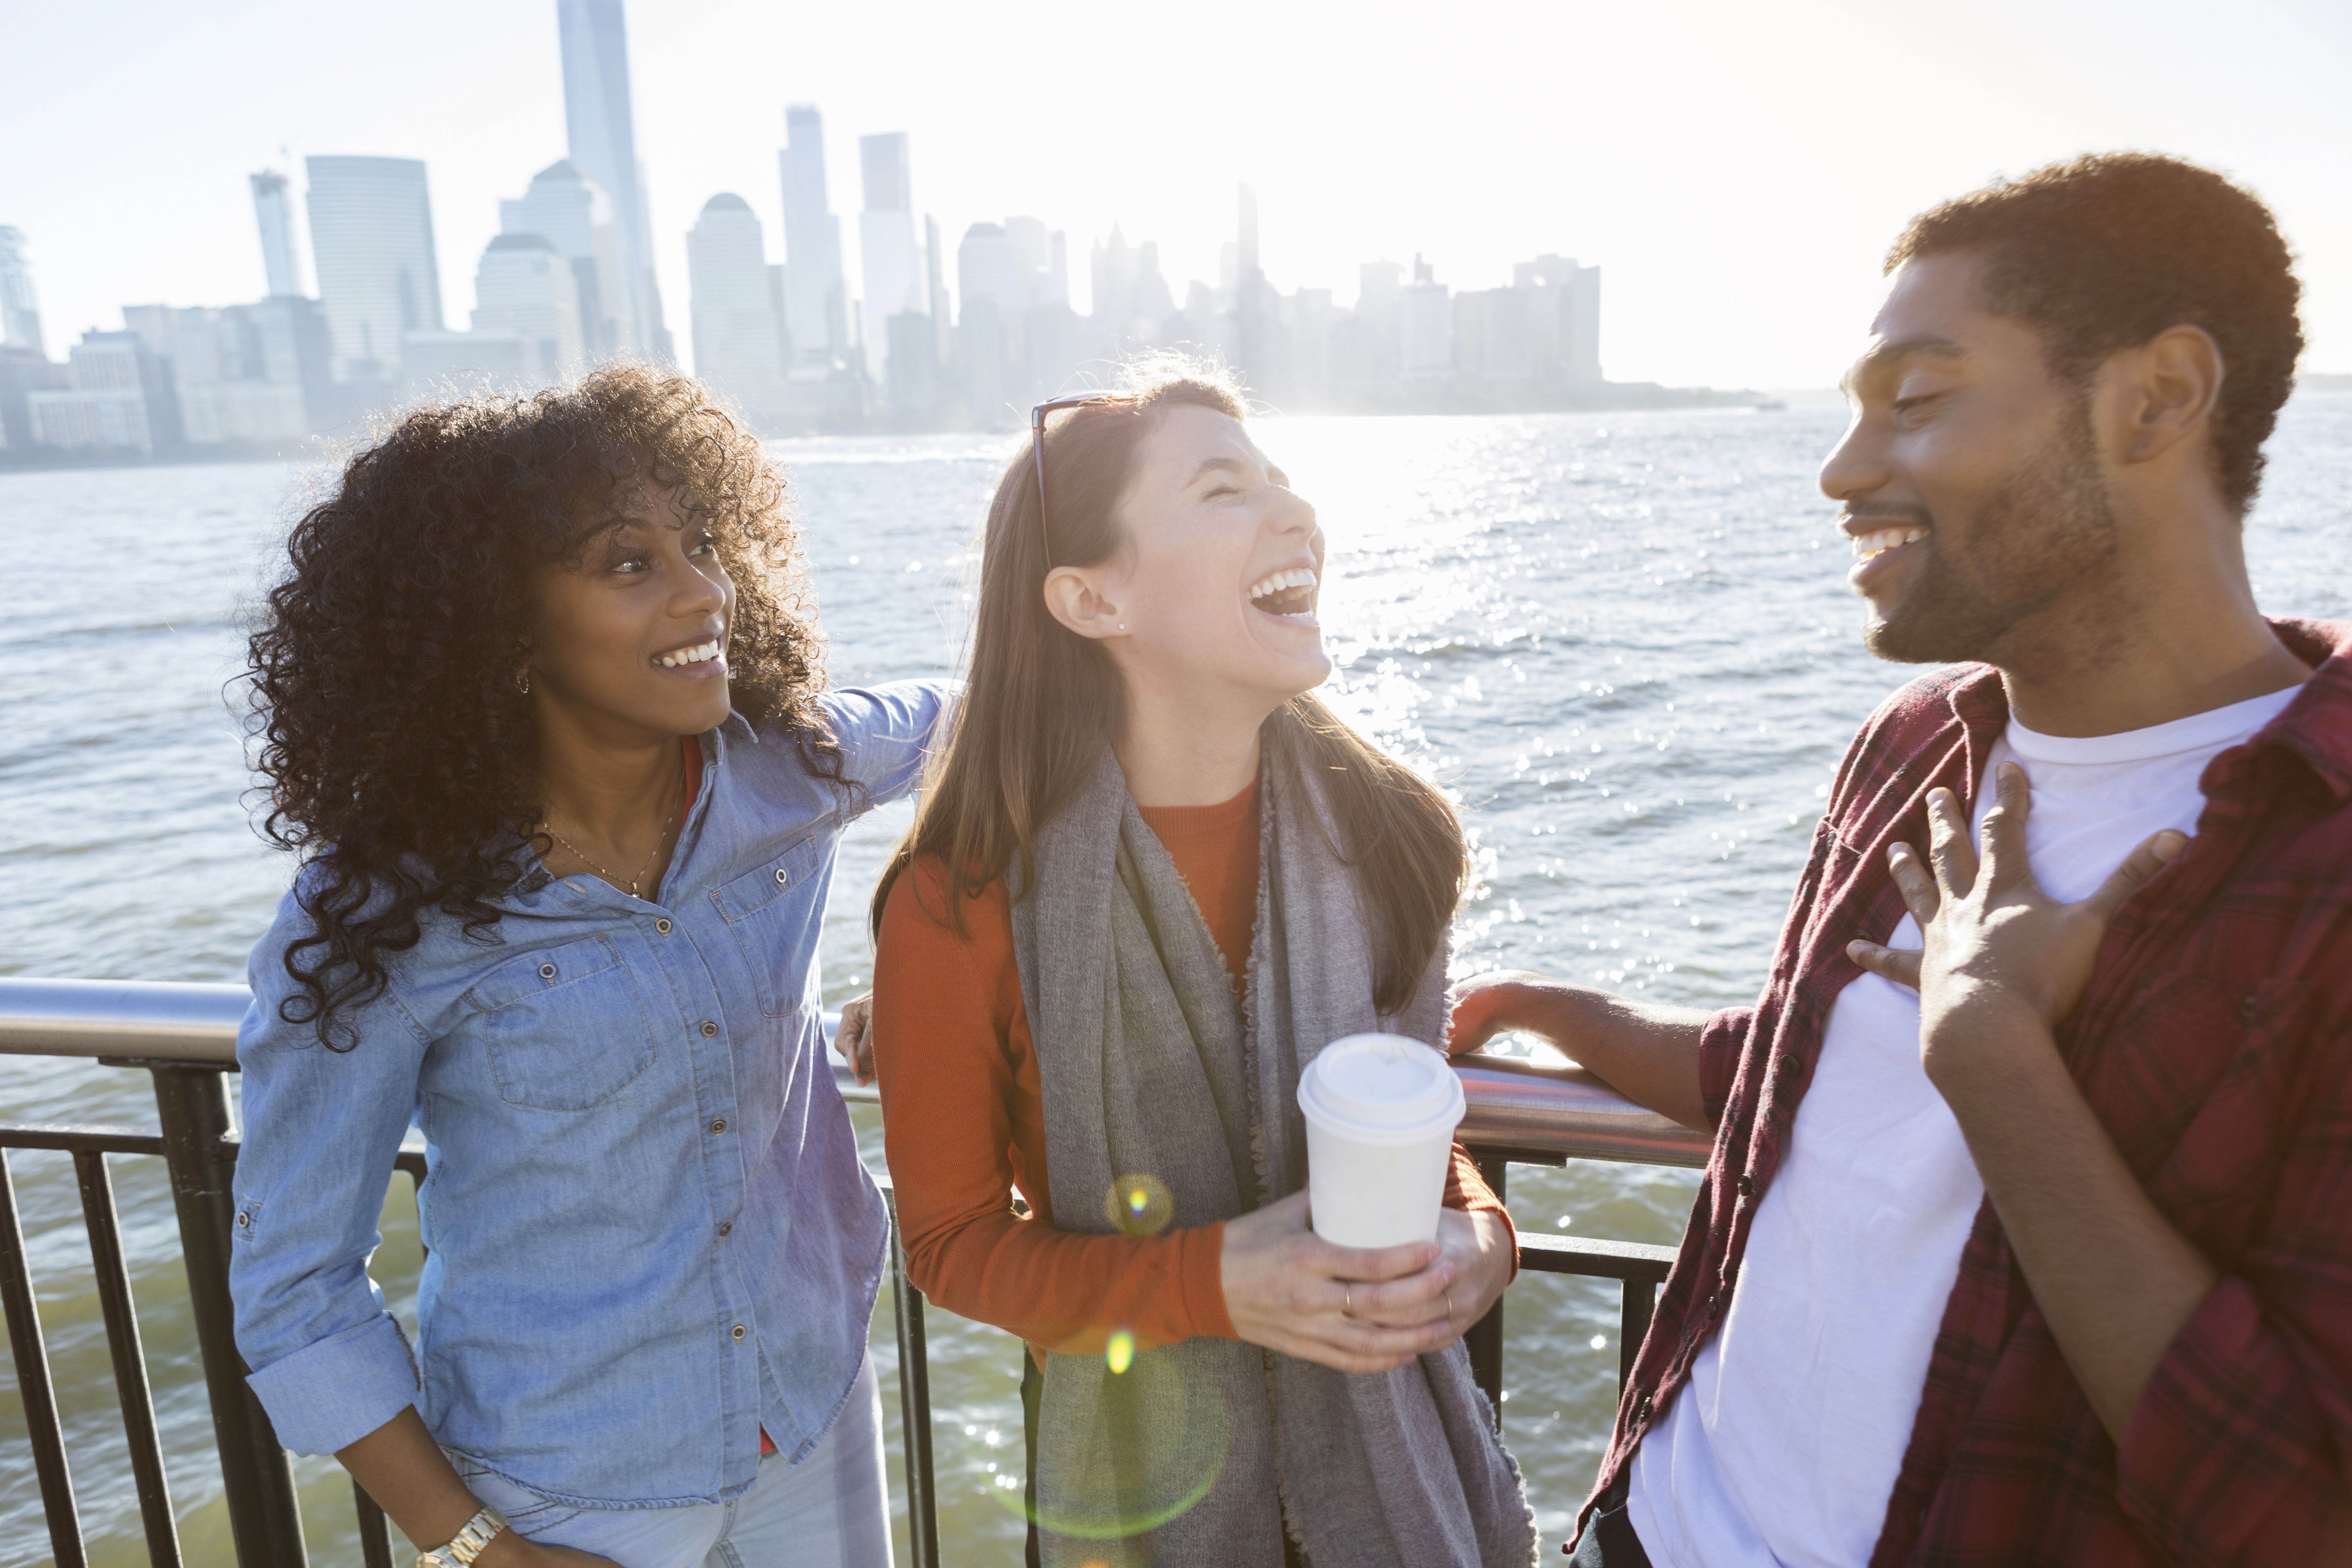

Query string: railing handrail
[0,975,1710,1165]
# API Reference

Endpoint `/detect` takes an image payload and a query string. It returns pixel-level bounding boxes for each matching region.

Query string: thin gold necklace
[541,757,683,900]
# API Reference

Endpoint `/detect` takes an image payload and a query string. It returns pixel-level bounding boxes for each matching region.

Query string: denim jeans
[449,1355,892,1568]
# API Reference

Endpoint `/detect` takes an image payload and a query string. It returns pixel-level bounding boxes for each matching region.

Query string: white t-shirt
[1626,684,2299,1568]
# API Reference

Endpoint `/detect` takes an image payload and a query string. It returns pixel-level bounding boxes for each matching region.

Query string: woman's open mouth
[1246,566,1320,628]
[651,636,727,676]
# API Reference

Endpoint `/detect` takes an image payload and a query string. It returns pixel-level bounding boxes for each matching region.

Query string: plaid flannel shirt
[1581,619,2352,1567]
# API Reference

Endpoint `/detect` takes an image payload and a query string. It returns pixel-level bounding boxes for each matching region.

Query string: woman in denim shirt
[229,369,946,1568]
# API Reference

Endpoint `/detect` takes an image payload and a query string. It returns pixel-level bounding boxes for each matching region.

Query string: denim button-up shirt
[229,683,945,1507]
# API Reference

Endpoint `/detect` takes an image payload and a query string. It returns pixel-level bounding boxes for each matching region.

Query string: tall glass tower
[556,0,670,362]
[778,105,847,368]
[304,155,442,383]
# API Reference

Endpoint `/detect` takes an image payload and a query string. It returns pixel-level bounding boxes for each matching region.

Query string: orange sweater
[871,780,1513,1357]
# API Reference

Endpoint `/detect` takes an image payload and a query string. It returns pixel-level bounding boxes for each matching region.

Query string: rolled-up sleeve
[230,888,433,1456]
[1696,1005,1754,1130]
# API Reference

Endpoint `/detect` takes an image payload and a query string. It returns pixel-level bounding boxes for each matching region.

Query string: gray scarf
[1008,735,1537,1567]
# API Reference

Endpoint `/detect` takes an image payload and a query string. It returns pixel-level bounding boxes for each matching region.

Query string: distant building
[558,0,670,360]
[471,233,587,385]
[119,297,331,444]
[685,193,789,427]
[0,345,64,450]
[1398,254,1451,376]
[305,155,443,385]
[500,160,627,360]
[250,171,307,298]
[398,330,533,399]
[28,331,178,453]
[858,132,923,397]
[1514,254,1602,385]
[0,226,44,356]
[778,106,848,370]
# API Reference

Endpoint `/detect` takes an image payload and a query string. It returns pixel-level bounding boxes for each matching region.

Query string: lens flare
[989,1351,1230,1541]
[1105,1172,1174,1236]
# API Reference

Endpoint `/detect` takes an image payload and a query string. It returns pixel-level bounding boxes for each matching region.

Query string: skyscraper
[250,171,307,298]
[500,160,626,359]
[557,0,669,361]
[472,233,587,383]
[685,193,788,426]
[858,132,922,395]
[778,105,847,368]
[304,155,443,382]
[0,227,44,356]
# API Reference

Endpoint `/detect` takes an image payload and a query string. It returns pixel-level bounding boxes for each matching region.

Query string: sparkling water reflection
[3,395,2346,1562]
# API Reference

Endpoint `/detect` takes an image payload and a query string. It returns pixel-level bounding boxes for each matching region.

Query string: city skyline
[7,0,2347,393]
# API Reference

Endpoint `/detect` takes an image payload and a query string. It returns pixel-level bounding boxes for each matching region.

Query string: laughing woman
[867,364,1536,1567]
[230,368,944,1568]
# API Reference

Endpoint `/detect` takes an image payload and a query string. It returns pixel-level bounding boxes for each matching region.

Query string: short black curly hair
[247,364,837,1048]
[1888,151,2303,516]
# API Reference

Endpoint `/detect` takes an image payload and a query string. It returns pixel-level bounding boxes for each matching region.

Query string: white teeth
[655,639,721,668]
[1852,527,1928,561]
[1247,566,1319,603]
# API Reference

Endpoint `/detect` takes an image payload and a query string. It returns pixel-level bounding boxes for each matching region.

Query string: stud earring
[515,669,532,696]
[1117,622,1127,632]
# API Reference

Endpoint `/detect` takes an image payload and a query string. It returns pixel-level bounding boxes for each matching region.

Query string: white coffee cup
[1297,1032,1466,1251]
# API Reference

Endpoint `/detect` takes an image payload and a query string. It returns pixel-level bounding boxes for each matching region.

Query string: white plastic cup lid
[1298,1033,1465,1144]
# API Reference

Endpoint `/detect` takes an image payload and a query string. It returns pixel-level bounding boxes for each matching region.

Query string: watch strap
[416,1503,508,1568]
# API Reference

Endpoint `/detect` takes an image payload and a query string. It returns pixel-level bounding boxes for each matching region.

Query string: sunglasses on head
[1030,391,1136,568]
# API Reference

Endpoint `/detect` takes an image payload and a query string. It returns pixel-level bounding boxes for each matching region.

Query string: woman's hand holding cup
[1219,1190,1462,1374]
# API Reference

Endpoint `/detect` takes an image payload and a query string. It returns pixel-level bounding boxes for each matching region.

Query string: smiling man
[1453,153,2352,1565]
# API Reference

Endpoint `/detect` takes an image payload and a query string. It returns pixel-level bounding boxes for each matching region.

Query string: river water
[3,394,2347,1565]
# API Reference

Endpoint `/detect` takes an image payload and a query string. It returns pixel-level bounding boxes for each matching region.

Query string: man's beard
[1865,400,2121,666]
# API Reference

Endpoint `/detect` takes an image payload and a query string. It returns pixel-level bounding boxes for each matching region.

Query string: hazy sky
[10,0,2348,389]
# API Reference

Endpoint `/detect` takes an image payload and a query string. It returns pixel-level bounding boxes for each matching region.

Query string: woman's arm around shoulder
[816,679,957,808]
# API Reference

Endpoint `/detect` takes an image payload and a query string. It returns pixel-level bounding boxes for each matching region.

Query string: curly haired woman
[868,363,1534,1567]
[228,367,944,1568]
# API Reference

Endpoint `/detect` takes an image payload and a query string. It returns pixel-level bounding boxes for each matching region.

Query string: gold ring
[1343,1284,1353,1317]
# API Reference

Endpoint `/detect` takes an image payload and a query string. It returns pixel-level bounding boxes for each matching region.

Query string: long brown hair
[872,359,1467,1013]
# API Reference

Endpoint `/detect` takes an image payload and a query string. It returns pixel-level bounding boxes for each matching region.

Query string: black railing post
[148,1064,308,1567]
[73,1148,184,1568]
[1465,1155,1508,1429]
[0,1149,89,1568]
[1619,1276,1658,1393]
[883,1188,939,1568]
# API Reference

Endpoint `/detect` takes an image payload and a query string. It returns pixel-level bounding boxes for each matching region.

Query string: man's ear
[2114,324,2224,468]
[1042,566,1127,640]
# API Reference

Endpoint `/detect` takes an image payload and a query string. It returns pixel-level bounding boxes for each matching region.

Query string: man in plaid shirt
[1456,154,2348,1565]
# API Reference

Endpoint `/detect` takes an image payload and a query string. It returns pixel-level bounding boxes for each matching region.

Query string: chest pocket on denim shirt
[468,935,658,1111]
[715,836,823,1016]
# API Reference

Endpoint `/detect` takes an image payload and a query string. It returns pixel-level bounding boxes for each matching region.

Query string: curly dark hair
[1887,152,2303,516]
[247,364,836,1048]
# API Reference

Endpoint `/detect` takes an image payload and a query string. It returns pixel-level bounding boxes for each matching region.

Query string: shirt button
[234,1212,250,1228]
[709,1118,727,1136]
[700,1020,718,1037]
[719,1221,733,1237]
[774,868,790,884]
[1736,1173,1755,1198]
[1777,1054,1802,1082]
[731,1323,747,1342]
[539,962,557,979]
[654,917,673,935]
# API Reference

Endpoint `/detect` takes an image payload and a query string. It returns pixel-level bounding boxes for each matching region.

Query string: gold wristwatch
[416,1504,509,1568]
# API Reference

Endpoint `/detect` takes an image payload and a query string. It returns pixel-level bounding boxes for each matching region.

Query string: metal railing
[0,976,1708,1566]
